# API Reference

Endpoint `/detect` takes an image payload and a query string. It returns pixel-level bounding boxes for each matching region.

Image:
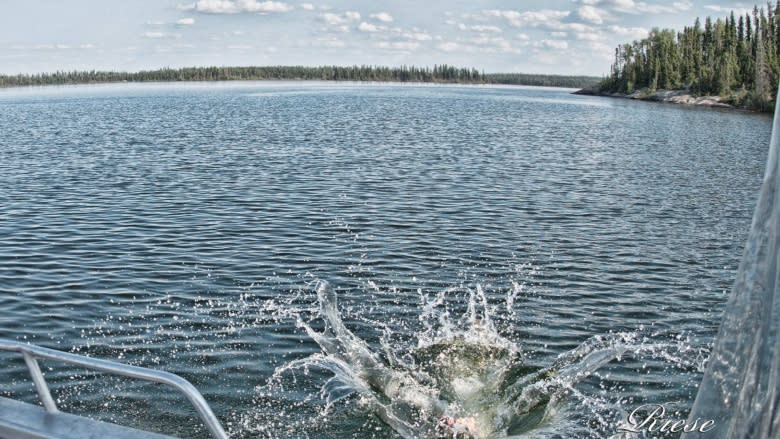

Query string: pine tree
[755,25,772,109]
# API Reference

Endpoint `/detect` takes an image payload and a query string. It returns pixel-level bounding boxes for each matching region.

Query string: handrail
[0,339,229,439]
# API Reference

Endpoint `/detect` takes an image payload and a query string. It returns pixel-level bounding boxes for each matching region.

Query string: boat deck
[0,397,175,439]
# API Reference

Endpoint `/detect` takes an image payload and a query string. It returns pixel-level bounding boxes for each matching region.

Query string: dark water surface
[0,82,772,437]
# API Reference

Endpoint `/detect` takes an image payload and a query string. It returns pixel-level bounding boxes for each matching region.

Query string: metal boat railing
[0,339,229,439]
[682,87,780,439]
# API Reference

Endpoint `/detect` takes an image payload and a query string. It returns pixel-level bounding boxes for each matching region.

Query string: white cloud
[321,13,342,25]
[577,6,604,24]
[378,41,420,51]
[318,10,363,33]
[14,43,95,51]
[180,0,293,14]
[435,37,522,54]
[370,12,393,22]
[403,32,432,41]
[483,9,570,28]
[576,0,691,15]
[143,31,179,38]
[321,11,360,25]
[437,42,460,52]
[704,4,752,16]
[608,25,648,38]
[447,20,503,33]
[470,25,502,33]
[472,36,511,49]
[300,3,314,10]
[704,4,737,12]
[540,39,568,49]
[671,2,693,11]
[313,37,346,48]
[548,22,595,33]
[177,18,196,25]
[358,22,379,32]
[576,32,604,41]
[586,41,614,58]
[551,31,568,37]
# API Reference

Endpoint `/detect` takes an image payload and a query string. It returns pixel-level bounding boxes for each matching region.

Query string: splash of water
[249,280,700,438]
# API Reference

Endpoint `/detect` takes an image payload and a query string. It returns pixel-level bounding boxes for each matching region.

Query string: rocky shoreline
[573,88,741,110]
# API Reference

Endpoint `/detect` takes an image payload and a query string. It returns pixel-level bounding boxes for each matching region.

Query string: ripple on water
[0,82,771,438]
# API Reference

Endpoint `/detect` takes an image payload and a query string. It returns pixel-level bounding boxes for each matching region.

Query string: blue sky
[0,1,761,76]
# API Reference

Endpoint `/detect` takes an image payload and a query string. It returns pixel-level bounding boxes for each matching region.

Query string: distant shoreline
[0,79,571,89]
[0,78,585,91]
[0,65,601,90]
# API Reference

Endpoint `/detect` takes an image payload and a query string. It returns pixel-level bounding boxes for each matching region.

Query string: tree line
[600,2,780,110]
[0,65,600,89]
[488,73,600,88]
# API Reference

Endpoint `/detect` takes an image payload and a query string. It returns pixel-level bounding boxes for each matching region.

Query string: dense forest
[600,2,780,110]
[0,65,600,89]
[487,73,600,88]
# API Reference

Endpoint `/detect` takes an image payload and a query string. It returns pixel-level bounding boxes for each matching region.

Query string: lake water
[0,82,772,438]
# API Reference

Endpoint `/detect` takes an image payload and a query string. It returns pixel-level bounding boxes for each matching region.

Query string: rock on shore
[573,88,735,109]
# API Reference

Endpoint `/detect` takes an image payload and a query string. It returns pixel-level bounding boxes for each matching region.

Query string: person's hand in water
[437,416,477,438]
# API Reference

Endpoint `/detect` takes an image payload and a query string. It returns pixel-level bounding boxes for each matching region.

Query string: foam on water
[242,280,705,438]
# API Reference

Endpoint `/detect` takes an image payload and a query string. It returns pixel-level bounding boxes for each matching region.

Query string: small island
[579,2,780,112]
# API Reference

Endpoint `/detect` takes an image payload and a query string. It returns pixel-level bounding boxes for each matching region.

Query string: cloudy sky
[0,1,760,76]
